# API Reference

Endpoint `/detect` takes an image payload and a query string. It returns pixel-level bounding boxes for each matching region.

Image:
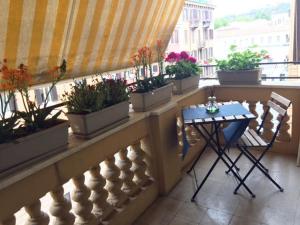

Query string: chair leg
[241,147,283,192]
[244,148,269,173]
[234,146,283,194]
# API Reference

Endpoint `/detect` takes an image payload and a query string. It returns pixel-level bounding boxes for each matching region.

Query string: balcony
[1,82,300,225]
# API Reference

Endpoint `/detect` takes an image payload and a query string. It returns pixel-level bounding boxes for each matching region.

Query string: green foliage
[18,60,66,133]
[166,61,201,80]
[97,78,129,107]
[216,45,268,71]
[214,18,229,29]
[64,79,105,114]
[134,75,167,93]
[0,93,18,143]
[64,77,129,114]
[214,3,289,29]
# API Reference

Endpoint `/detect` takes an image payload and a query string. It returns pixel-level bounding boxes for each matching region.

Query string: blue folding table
[182,102,257,201]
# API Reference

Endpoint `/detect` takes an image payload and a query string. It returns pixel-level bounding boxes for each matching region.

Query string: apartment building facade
[167,0,215,77]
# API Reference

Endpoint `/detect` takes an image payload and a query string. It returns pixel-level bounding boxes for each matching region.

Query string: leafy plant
[0,59,19,143]
[216,45,269,71]
[131,41,168,93]
[165,51,201,80]
[63,79,105,114]
[0,59,66,143]
[17,60,66,133]
[63,77,129,114]
[97,78,129,107]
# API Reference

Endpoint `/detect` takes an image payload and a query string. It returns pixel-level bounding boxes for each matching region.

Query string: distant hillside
[215,3,290,29]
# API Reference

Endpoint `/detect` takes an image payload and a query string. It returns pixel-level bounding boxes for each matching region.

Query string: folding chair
[225,92,292,197]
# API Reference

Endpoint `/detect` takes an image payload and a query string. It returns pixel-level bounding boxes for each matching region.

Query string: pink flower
[180,51,189,60]
[165,52,179,63]
[188,57,197,63]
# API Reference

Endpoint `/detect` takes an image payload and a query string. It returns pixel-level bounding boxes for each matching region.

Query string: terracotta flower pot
[130,83,173,112]
[217,68,262,85]
[0,121,68,175]
[172,75,200,95]
[67,101,129,138]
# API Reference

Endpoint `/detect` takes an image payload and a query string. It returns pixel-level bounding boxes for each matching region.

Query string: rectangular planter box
[130,83,173,112]
[0,121,68,175]
[67,101,129,138]
[217,69,262,85]
[172,75,200,95]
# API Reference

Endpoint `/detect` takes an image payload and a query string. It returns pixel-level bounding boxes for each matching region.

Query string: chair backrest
[257,92,292,145]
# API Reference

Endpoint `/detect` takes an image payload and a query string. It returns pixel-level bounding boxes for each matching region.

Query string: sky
[213,0,291,18]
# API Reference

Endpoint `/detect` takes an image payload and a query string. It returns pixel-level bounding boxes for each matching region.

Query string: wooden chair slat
[248,129,268,146]
[240,135,252,146]
[244,130,260,146]
[271,92,291,107]
[267,100,286,116]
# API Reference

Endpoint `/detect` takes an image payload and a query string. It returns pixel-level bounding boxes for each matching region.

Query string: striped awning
[0,0,184,85]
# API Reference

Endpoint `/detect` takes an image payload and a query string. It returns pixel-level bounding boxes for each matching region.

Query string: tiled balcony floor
[134,149,300,225]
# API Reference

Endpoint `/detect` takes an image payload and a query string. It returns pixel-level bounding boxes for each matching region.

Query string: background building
[214,13,291,78]
[166,0,215,77]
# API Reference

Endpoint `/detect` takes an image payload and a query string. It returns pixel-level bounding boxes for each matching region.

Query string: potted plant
[165,51,201,94]
[130,42,173,112]
[216,45,269,85]
[63,77,129,138]
[0,59,68,174]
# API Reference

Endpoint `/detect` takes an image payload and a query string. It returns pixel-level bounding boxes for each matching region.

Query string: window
[191,30,195,43]
[0,93,16,116]
[276,35,280,42]
[35,86,58,106]
[184,30,188,44]
[286,34,289,43]
[209,29,214,39]
[152,64,158,73]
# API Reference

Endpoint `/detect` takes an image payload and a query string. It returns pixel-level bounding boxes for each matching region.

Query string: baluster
[176,118,183,146]
[276,114,291,142]
[130,142,151,187]
[261,102,274,140]
[185,126,198,146]
[102,157,128,208]
[72,175,97,225]
[0,216,15,225]
[88,166,115,221]
[116,148,140,197]
[50,186,75,225]
[248,101,259,130]
[24,200,49,225]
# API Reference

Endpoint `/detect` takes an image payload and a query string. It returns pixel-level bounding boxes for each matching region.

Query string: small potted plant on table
[165,51,201,94]
[216,45,269,85]
[0,59,68,174]
[130,43,172,112]
[64,77,129,138]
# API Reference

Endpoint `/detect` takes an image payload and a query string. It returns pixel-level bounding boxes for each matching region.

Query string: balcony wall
[0,84,299,225]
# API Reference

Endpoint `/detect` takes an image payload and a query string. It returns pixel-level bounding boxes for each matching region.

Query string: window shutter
[35,89,43,106]
[50,86,58,102]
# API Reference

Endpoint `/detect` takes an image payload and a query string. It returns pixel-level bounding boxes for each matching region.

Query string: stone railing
[0,84,299,225]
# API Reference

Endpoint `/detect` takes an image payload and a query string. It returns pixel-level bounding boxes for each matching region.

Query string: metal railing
[199,61,300,81]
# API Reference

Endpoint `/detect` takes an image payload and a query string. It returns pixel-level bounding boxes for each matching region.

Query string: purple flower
[180,51,189,60]
[188,56,197,63]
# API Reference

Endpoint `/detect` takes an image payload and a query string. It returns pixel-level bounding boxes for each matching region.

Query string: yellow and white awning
[0,0,184,85]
